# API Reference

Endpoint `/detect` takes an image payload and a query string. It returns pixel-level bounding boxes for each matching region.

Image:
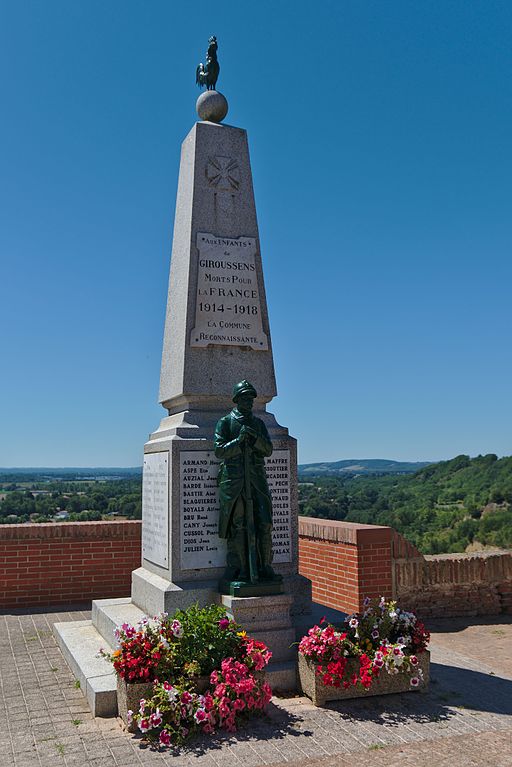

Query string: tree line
[299,454,512,553]
[0,478,141,524]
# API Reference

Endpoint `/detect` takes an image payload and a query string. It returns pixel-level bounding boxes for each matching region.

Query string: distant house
[54,511,69,520]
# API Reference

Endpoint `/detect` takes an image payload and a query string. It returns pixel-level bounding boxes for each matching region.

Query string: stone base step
[54,597,299,718]
[265,661,297,692]
[53,620,117,717]
[92,597,145,649]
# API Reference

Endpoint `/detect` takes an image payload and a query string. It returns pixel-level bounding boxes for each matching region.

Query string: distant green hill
[299,459,432,476]
[299,454,512,554]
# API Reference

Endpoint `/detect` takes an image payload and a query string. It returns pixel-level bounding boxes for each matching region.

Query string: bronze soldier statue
[214,380,281,588]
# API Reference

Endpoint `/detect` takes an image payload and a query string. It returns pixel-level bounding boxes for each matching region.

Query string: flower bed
[99,604,273,745]
[298,597,430,706]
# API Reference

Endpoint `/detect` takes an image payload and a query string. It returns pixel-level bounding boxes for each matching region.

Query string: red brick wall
[3,518,511,617]
[298,518,393,614]
[298,516,512,617]
[0,521,141,609]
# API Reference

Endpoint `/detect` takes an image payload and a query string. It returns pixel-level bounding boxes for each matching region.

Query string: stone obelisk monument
[54,40,310,711]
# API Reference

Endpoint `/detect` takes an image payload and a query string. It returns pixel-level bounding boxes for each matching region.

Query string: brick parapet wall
[0,521,142,609]
[2,518,511,616]
[298,516,512,618]
[298,518,393,614]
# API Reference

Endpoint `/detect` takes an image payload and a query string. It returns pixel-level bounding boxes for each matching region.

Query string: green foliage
[0,476,142,522]
[299,454,512,554]
[171,604,242,677]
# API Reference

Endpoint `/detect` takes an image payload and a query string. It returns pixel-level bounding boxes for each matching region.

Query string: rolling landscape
[1,454,511,555]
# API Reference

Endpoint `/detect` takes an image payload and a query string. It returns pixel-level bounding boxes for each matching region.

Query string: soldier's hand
[238,426,248,443]
[245,426,258,439]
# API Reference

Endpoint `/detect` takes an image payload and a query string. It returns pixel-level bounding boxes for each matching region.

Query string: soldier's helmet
[232,380,257,402]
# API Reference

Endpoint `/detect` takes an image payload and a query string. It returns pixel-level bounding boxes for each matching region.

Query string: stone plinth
[222,593,297,691]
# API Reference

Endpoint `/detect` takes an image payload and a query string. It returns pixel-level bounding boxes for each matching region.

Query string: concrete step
[265,661,297,692]
[53,620,117,717]
[92,597,146,648]
[55,599,300,717]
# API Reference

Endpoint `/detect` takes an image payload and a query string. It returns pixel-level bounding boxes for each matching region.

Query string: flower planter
[298,650,430,706]
[117,675,212,732]
[117,677,154,732]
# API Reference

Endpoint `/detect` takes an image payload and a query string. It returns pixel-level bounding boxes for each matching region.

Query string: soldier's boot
[257,525,282,581]
[225,528,249,582]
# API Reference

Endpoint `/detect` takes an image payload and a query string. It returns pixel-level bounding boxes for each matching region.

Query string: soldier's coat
[214,409,273,538]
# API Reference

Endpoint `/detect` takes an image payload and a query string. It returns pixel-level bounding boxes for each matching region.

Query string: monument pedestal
[53,94,312,717]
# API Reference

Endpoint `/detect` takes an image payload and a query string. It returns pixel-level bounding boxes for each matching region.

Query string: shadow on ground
[122,659,512,756]
[427,614,512,634]
[135,702,308,756]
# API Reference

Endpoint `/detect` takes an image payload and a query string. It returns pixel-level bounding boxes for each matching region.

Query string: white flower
[349,618,359,629]
[410,676,420,687]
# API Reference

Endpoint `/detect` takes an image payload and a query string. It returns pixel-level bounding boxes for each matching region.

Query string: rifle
[243,431,258,584]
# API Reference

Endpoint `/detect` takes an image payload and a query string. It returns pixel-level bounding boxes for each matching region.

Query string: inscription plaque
[180,449,292,569]
[267,450,293,564]
[142,452,169,568]
[180,451,227,569]
[191,233,269,350]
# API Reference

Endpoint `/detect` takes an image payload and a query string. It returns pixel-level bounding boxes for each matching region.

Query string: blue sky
[1,0,511,466]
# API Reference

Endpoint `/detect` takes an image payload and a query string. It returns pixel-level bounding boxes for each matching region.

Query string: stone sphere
[196,90,228,123]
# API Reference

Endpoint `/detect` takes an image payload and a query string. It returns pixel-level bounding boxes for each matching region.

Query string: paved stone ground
[0,608,511,767]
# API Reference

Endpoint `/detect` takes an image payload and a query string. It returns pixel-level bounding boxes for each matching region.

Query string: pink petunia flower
[171,619,183,638]
[194,708,207,723]
[138,717,151,733]
[159,729,171,746]
[150,708,163,727]
[410,676,420,687]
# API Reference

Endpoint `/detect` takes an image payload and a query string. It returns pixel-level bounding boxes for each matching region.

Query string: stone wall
[0,521,141,609]
[394,549,512,616]
[298,516,512,617]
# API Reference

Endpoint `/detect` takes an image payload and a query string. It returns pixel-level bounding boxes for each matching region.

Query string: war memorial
[1,32,511,767]
[54,36,312,715]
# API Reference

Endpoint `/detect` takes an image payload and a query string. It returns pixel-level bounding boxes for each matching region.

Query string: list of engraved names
[190,233,269,350]
[142,452,169,568]
[180,449,292,569]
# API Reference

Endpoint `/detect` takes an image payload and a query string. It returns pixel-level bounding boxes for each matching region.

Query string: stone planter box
[117,678,154,732]
[298,651,430,706]
[117,675,212,732]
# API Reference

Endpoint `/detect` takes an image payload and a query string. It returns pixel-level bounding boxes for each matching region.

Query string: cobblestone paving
[0,609,511,767]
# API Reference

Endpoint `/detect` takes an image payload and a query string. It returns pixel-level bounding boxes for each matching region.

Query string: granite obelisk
[132,90,309,619]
